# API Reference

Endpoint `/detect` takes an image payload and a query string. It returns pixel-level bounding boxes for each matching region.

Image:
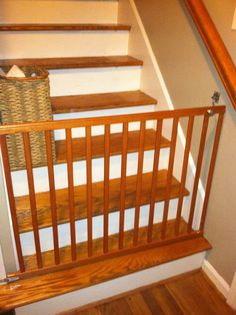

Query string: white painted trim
[128,0,205,225]
[16,252,206,315]
[202,260,230,298]
[227,271,236,310]
[0,245,6,281]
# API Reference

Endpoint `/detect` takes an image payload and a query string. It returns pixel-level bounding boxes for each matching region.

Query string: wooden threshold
[0,56,143,70]
[0,24,131,32]
[0,234,211,312]
[15,170,189,233]
[51,91,157,114]
[55,129,169,164]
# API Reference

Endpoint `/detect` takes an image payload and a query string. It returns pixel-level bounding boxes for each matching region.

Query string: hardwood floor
[59,271,236,315]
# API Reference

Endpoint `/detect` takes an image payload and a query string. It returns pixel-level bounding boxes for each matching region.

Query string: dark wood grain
[55,129,170,165]
[0,24,131,31]
[0,56,143,70]
[15,170,189,233]
[51,91,157,114]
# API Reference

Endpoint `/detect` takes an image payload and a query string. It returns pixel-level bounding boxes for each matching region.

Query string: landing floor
[59,271,236,315]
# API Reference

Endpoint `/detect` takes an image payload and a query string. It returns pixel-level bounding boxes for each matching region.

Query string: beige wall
[134,0,236,285]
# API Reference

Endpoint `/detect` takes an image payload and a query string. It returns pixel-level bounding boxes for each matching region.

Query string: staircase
[0,1,225,313]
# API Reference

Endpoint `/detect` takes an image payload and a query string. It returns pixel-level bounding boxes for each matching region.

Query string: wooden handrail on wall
[183,0,236,110]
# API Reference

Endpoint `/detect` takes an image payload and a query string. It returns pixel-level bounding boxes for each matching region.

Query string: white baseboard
[227,272,236,310]
[16,252,206,315]
[202,260,230,298]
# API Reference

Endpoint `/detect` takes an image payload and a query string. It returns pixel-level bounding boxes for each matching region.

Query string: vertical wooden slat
[188,114,209,232]
[103,124,110,253]
[175,116,194,236]
[86,126,93,257]
[22,132,42,268]
[66,128,76,261]
[45,130,60,265]
[133,121,146,246]
[119,122,128,250]
[200,112,224,231]
[147,120,163,243]
[161,118,179,240]
[0,135,25,272]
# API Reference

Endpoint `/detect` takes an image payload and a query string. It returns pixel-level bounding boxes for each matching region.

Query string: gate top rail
[0,106,225,135]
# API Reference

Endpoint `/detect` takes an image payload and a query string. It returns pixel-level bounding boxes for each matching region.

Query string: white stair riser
[11,149,170,196]
[16,252,206,315]
[53,118,155,140]
[49,67,141,96]
[20,199,183,256]
[0,1,118,24]
[53,105,156,122]
[0,32,129,59]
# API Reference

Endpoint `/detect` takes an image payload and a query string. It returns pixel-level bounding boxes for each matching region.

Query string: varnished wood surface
[23,218,188,271]
[0,237,211,312]
[51,91,157,114]
[55,129,170,164]
[15,170,189,233]
[0,24,131,32]
[0,106,225,136]
[0,56,143,70]
[60,271,236,315]
[183,0,236,110]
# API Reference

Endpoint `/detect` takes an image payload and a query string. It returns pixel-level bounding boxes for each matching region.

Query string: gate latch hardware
[208,91,221,116]
[0,276,20,285]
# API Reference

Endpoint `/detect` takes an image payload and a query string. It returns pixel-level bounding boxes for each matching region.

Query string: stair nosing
[51,91,158,114]
[0,23,131,32]
[0,56,143,70]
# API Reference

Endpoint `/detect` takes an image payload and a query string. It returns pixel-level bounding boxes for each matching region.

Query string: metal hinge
[208,91,221,116]
[0,276,20,285]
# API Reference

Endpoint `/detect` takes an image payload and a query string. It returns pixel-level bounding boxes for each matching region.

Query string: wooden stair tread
[51,91,157,114]
[0,24,131,32]
[23,219,193,270]
[0,56,143,70]
[2,235,211,311]
[55,129,170,164]
[15,170,189,233]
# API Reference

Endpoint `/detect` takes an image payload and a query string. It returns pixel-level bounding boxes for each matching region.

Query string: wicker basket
[0,66,55,171]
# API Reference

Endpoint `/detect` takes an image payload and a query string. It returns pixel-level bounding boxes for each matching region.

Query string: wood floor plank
[55,129,169,164]
[15,170,189,233]
[0,24,131,32]
[0,56,143,70]
[166,272,236,315]
[0,238,211,312]
[141,290,165,315]
[150,286,185,315]
[63,308,101,315]
[60,271,235,315]
[97,299,133,315]
[126,293,153,315]
[51,91,157,114]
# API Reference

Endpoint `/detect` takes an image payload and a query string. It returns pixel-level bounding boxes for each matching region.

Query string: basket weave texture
[0,66,55,171]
